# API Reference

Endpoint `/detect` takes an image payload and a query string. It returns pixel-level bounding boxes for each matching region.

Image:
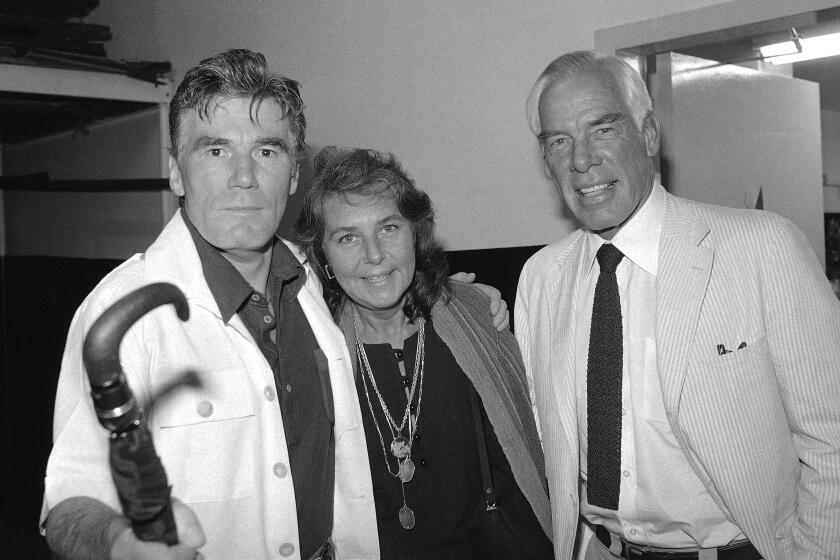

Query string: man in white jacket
[516,50,840,560]
[42,48,379,560]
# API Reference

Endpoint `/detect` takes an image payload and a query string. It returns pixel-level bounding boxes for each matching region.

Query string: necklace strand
[352,311,425,530]
[353,315,424,436]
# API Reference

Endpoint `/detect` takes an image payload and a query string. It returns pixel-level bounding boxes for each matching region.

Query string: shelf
[0,63,169,103]
[0,173,169,192]
[0,63,170,144]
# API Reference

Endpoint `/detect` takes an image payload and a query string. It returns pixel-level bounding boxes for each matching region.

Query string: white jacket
[43,212,379,559]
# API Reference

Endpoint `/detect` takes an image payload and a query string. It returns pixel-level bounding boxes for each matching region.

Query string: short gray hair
[525,51,651,135]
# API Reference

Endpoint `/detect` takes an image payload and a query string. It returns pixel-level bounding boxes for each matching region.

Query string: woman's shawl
[432,282,552,539]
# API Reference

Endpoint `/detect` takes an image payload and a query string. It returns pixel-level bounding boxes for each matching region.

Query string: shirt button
[622,470,630,478]
[264,386,276,401]
[196,400,213,418]
[285,383,292,393]
[622,407,627,416]
[629,528,638,536]
[278,542,295,556]
[263,314,272,324]
[273,462,288,478]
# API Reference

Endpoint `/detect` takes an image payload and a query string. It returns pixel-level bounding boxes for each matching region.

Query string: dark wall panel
[2,255,120,557]
[446,245,544,326]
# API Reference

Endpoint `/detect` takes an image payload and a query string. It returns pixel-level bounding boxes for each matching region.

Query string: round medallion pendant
[398,505,416,530]
[390,436,410,459]
[398,457,415,483]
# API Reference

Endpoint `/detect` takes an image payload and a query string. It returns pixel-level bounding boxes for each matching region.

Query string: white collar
[584,180,665,277]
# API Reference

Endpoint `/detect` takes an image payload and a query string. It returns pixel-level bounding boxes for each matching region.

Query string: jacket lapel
[536,235,586,558]
[550,238,586,460]
[656,193,713,416]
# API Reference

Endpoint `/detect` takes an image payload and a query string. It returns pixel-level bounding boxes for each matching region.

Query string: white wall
[87,0,731,250]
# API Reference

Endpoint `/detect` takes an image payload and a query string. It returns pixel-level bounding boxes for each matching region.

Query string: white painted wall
[86,0,731,250]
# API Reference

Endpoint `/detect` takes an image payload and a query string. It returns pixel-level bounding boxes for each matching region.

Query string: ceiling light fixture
[760,27,840,65]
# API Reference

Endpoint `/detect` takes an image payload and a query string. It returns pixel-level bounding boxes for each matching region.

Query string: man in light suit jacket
[515,50,840,560]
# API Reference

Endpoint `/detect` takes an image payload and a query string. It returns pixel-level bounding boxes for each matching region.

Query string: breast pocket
[154,368,256,503]
[684,336,787,436]
[702,335,772,382]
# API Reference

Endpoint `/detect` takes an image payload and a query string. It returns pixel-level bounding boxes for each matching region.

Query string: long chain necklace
[352,311,426,530]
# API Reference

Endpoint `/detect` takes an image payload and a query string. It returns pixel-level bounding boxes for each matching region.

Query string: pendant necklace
[353,311,425,530]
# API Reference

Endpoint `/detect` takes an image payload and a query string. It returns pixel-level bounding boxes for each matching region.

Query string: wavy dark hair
[295,146,450,321]
[169,48,306,162]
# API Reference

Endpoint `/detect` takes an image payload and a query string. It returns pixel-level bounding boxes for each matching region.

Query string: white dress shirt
[575,182,746,547]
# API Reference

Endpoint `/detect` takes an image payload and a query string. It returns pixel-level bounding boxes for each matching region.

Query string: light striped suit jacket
[515,191,840,560]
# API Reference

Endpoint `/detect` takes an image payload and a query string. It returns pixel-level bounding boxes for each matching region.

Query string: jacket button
[264,386,276,401]
[278,542,295,556]
[196,400,213,418]
[273,462,288,478]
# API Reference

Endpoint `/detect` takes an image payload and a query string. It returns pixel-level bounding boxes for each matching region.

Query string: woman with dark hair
[295,146,553,559]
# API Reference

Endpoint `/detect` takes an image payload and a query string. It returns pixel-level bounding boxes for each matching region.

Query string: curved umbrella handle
[83,282,189,433]
[83,282,189,545]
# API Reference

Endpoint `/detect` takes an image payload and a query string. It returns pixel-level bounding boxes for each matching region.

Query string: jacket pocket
[154,368,256,503]
[687,335,783,419]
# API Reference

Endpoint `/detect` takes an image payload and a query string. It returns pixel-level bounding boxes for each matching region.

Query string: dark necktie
[587,243,624,510]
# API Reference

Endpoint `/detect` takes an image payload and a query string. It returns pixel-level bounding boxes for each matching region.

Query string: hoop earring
[324,263,336,280]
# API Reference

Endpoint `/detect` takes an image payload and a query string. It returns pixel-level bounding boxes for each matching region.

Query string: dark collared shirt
[184,211,334,558]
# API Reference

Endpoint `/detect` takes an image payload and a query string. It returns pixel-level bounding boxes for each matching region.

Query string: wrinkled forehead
[538,70,628,129]
[175,95,295,154]
[328,184,396,208]
[322,188,403,228]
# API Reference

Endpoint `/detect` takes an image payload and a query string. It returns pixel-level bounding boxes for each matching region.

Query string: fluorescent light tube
[760,31,840,64]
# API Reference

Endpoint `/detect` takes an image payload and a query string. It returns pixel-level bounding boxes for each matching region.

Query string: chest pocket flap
[156,368,255,428]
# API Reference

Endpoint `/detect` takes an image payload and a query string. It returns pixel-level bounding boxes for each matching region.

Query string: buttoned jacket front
[515,191,840,560]
[44,212,379,560]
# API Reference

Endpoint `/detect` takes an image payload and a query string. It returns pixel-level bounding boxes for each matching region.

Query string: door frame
[594,0,840,57]
[594,0,838,270]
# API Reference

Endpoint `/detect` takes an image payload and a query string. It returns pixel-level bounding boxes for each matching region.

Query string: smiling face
[321,191,415,320]
[537,69,660,239]
[169,95,299,257]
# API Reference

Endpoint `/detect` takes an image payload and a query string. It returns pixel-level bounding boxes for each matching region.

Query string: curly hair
[294,146,450,321]
[169,48,306,161]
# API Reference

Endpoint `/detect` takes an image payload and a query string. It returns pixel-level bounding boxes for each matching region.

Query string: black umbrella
[82,282,189,545]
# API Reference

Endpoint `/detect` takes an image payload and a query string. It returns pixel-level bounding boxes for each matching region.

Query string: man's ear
[289,163,300,195]
[168,154,185,197]
[642,111,661,157]
[543,158,554,180]
[540,146,555,180]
